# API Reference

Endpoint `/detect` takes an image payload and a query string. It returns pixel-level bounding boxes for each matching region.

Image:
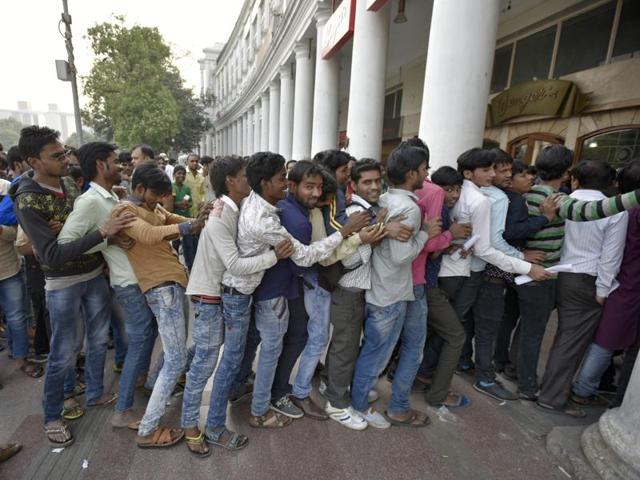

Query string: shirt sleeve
[489,194,524,259]
[0,225,17,242]
[387,205,429,266]
[503,195,549,241]
[58,195,108,253]
[596,212,629,298]
[319,234,362,267]
[557,189,640,221]
[113,205,182,245]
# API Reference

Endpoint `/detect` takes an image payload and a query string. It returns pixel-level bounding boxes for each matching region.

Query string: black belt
[221,285,244,296]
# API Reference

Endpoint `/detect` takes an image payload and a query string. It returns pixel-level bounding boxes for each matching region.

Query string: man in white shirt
[537,161,628,416]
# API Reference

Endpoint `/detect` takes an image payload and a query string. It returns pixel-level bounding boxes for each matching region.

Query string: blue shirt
[254,194,311,302]
[0,176,22,225]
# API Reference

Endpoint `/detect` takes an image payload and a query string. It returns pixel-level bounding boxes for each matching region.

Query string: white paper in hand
[515,264,573,285]
[450,235,479,261]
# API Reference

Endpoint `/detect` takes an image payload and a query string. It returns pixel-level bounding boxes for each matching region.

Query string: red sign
[321,0,356,59]
[367,0,390,11]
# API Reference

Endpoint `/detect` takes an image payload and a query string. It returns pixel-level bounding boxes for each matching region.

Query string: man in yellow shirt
[182,153,206,271]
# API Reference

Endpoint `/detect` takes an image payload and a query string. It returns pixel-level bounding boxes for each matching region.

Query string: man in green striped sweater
[515,145,639,416]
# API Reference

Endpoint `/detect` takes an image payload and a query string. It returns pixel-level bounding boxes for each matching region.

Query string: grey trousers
[538,273,603,408]
[323,286,365,409]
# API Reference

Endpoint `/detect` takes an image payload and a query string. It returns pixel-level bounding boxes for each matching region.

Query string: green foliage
[64,129,105,148]
[82,19,209,153]
[0,118,27,150]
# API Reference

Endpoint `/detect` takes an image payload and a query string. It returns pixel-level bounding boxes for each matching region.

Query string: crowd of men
[0,125,638,460]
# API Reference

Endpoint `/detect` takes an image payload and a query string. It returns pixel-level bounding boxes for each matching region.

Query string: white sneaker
[359,407,390,429]
[367,389,379,403]
[319,380,328,397]
[325,402,368,431]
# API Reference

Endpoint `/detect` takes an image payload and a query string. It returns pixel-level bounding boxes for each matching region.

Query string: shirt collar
[463,179,482,193]
[350,193,373,209]
[126,195,143,206]
[221,194,238,212]
[387,187,419,202]
[249,190,278,213]
[89,181,118,201]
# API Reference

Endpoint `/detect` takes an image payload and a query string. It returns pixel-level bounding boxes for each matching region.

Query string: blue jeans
[182,302,224,428]
[251,296,289,417]
[207,293,252,429]
[182,234,199,273]
[110,295,128,366]
[112,284,157,413]
[0,271,29,359]
[573,342,614,398]
[43,274,111,423]
[139,284,188,436]
[292,272,331,399]
[352,296,420,413]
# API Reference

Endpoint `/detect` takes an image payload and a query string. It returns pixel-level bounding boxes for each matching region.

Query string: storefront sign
[367,0,390,10]
[488,80,588,126]
[321,0,356,59]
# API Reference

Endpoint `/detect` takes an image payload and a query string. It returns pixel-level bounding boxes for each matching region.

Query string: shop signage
[367,0,390,10]
[321,0,356,59]
[488,79,588,126]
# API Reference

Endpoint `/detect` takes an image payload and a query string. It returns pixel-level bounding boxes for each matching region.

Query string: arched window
[576,126,640,169]
[508,133,564,165]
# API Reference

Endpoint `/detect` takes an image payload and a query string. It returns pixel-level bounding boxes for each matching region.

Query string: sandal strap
[185,432,204,444]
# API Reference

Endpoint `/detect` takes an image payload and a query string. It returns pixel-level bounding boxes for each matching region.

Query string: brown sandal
[185,431,212,458]
[136,428,184,449]
[385,409,431,428]
[20,361,44,378]
[249,410,292,429]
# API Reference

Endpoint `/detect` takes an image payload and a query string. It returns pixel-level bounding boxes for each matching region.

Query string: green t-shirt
[172,183,192,217]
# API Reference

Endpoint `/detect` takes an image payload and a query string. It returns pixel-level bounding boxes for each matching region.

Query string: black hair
[18,125,60,162]
[131,163,172,195]
[288,160,324,184]
[617,159,640,194]
[65,145,78,157]
[313,149,350,172]
[118,150,132,164]
[77,142,118,182]
[431,166,463,187]
[350,158,382,183]
[187,153,200,162]
[69,165,83,181]
[457,148,494,174]
[490,148,513,166]
[246,151,285,194]
[212,155,245,197]
[405,136,430,159]
[132,144,155,160]
[535,145,573,181]
[319,167,338,202]
[571,160,613,192]
[511,160,528,176]
[173,165,186,175]
[7,146,24,171]
[200,155,214,166]
[386,143,428,185]
[286,159,297,168]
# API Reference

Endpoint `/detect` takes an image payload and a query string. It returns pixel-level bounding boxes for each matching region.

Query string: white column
[253,104,261,154]
[268,81,280,152]
[582,356,640,478]
[224,127,229,155]
[231,123,236,154]
[311,9,340,155]
[419,0,500,169]
[291,41,315,160]
[260,92,270,151]
[247,109,255,155]
[278,64,294,160]
[346,1,390,161]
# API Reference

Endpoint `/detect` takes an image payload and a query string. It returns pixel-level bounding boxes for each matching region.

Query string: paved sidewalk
[0,315,603,480]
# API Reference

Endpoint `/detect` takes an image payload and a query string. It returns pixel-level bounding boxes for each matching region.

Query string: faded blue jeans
[206,293,252,430]
[292,271,331,399]
[43,274,111,423]
[112,284,157,413]
[0,271,29,359]
[182,301,224,428]
[573,342,614,398]
[138,284,188,436]
[251,296,289,417]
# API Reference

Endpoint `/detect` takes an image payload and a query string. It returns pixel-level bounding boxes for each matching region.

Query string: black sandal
[205,426,249,451]
[185,431,212,458]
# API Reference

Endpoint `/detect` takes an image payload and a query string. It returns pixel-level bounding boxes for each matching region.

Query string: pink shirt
[411,179,453,285]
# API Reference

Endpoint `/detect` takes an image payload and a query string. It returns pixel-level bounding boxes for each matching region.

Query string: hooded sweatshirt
[10,171,104,279]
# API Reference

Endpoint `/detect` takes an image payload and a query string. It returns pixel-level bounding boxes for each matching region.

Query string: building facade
[0,102,77,141]
[199,0,640,170]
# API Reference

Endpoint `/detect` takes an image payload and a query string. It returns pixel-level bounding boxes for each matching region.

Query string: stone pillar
[346,1,390,161]
[278,64,294,160]
[268,81,280,152]
[291,41,315,160]
[260,92,270,151]
[247,109,255,155]
[582,356,640,479]
[311,8,340,155]
[252,104,259,154]
[232,122,238,155]
[418,0,500,170]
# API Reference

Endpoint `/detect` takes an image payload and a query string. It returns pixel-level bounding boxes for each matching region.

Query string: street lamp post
[60,0,83,145]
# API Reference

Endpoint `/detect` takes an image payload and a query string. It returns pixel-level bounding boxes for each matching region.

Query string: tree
[64,129,106,148]
[0,118,27,150]
[83,19,193,152]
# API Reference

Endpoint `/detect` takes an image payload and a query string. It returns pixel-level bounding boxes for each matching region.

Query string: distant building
[0,101,76,140]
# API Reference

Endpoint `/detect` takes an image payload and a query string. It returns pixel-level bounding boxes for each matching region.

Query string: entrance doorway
[508,133,564,164]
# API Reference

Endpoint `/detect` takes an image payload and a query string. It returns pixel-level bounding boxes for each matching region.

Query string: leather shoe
[291,396,328,421]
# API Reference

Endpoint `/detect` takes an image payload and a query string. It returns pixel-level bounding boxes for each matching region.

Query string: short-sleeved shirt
[172,183,192,217]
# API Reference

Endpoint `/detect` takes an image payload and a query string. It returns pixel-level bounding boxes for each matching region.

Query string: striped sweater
[525,184,640,267]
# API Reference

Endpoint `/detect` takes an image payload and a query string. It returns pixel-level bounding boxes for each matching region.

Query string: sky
[1,0,243,114]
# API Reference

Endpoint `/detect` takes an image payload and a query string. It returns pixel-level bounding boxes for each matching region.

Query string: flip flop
[431,392,471,409]
[136,428,184,449]
[185,432,212,458]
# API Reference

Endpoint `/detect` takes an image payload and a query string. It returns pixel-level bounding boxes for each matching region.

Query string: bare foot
[111,409,141,428]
